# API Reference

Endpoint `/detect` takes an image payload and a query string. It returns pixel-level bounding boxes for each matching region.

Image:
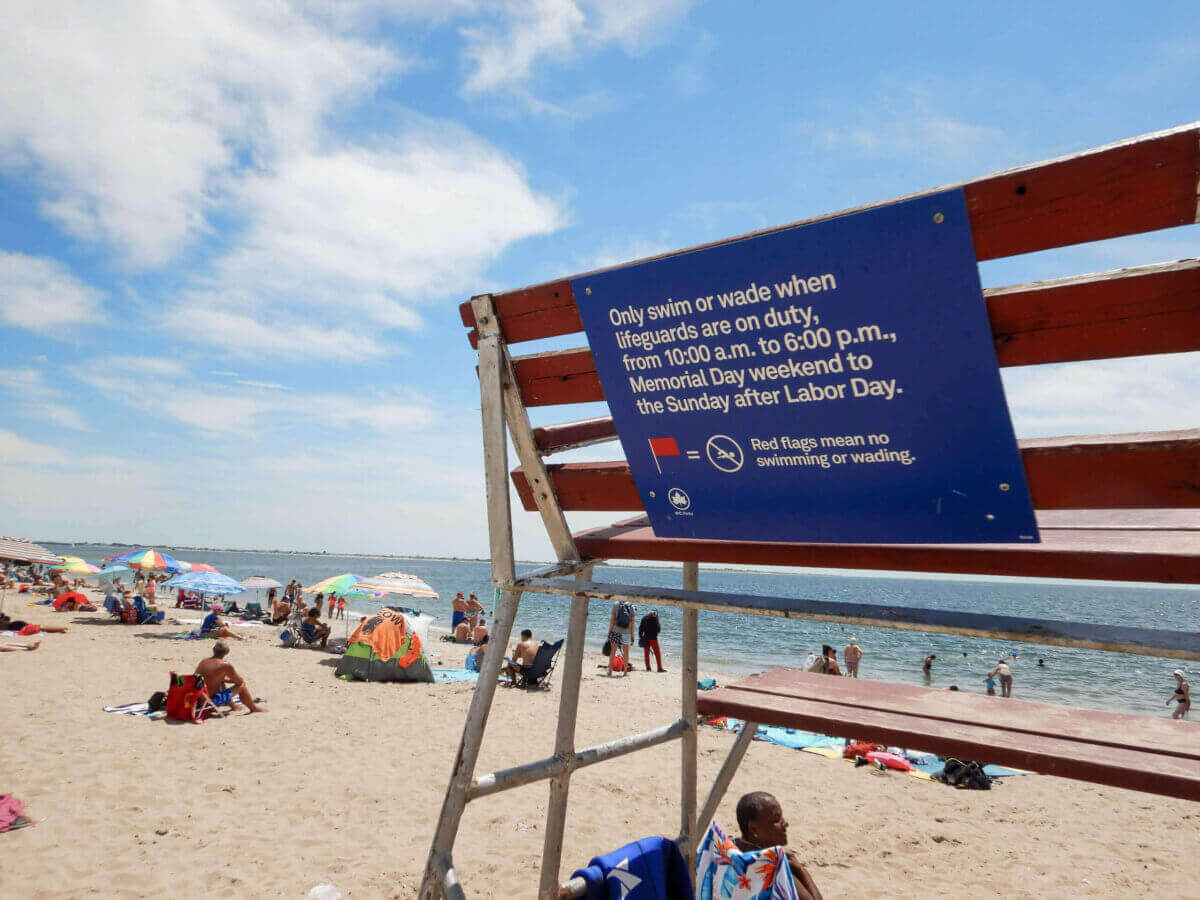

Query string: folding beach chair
[133,598,163,625]
[243,602,264,620]
[164,672,224,723]
[518,640,564,690]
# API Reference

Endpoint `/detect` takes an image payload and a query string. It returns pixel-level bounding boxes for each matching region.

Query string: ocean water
[43,542,1198,718]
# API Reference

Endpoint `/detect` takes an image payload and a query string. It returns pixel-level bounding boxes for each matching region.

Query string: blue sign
[572,189,1038,544]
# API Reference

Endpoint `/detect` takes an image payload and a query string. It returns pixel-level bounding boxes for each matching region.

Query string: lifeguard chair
[421,123,1200,900]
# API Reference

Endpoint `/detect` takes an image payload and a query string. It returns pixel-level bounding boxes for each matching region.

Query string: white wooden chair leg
[680,562,699,881]
[538,568,593,900]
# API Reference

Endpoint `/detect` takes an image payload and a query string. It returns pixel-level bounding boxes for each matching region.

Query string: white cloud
[0,252,105,334]
[460,0,693,95]
[173,135,563,359]
[1003,352,1200,438]
[71,369,433,436]
[94,356,188,378]
[0,1,400,267]
[0,367,91,431]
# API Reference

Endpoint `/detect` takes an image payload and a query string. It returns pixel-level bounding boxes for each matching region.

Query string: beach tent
[334,607,433,683]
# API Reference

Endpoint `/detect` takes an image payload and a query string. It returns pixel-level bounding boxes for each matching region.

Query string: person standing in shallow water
[989,658,1014,698]
[843,638,862,677]
[1168,670,1190,719]
[923,654,937,679]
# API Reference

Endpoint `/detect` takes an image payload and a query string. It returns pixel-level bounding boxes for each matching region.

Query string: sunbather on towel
[0,640,41,652]
[0,613,66,635]
[734,792,823,900]
[200,610,244,641]
[195,641,265,713]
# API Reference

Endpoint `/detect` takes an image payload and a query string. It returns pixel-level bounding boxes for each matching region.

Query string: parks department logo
[667,487,691,511]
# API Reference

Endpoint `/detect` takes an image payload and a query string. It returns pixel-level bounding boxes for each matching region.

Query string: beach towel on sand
[571,836,692,899]
[696,822,799,900]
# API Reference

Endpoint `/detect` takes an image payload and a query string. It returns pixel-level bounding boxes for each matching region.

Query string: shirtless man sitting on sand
[501,629,538,685]
[195,641,265,713]
[734,791,823,900]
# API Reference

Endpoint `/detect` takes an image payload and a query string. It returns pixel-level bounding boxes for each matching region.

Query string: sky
[1,1,1197,560]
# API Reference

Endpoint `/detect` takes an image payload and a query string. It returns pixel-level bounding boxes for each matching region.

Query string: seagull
[606,857,642,898]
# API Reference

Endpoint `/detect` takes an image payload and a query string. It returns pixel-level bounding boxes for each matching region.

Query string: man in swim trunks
[501,629,538,685]
[843,638,862,677]
[733,792,823,900]
[923,654,937,678]
[195,642,265,713]
[1168,669,1190,719]
[451,592,469,631]
[989,659,1014,698]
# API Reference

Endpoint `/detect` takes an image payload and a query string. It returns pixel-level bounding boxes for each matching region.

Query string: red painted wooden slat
[696,671,1200,799]
[510,259,1200,408]
[512,431,1200,511]
[465,125,1200,348]
[533,417,621,454]
[569,518,1200,584]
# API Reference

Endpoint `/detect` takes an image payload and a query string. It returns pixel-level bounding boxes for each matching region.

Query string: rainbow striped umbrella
[348,572,438,600]
[104,548,184,573]
[305,574,362,595]
[54,556,102,575]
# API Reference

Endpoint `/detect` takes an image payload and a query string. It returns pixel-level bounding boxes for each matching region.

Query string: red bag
[165,672,212,723]
[843,741,886,759]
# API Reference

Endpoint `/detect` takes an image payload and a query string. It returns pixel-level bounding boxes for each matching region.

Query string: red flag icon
[649,437,681,457]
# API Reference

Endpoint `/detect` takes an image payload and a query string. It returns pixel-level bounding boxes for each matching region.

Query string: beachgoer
[472,617,489,643]
[501,629,538,685]
[303,607,331,649]
[144,576,156,602]
[466,635,488,672]
[200,609,244,641]
[336,596,345,619]
[923,654,937,677]
[466,592,485,629]
[606,600,635,676]
[0,613,66,635]
[733,792,823,900]
[1037,658,1045,668]
[267,587,277,617]
[451,592,469,632]
[454,619,472,642]
[269,599,291,626]
[195,642,265,713]
[1168,670,1190,719]
[843,638,862,677]
[328,594,336,618]
[985,675,996,696]
[822,645,841,676]
[638,610,665,672]
[989,659,1013,698]
[0,640,41,652]
[285,579,298,602]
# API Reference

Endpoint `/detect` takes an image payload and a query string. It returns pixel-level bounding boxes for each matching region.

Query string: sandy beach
[2,588,1196,899]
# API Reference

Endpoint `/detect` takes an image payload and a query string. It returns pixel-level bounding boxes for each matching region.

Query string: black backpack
[615,602,633,629]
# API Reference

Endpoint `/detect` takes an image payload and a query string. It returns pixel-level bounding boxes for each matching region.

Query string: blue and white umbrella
[163,572,246,595]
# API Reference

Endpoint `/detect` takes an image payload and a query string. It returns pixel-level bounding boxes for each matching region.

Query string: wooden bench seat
[696,669,1200,799]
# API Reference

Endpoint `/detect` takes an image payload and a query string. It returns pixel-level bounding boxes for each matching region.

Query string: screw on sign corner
[932,212,945,224]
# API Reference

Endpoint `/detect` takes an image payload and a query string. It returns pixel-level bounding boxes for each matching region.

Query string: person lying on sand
[200,610,244,641]
[0,613,67,635]
[0,640,41,652]
[501,629,538,685]
[734,791,823,900]
[195,641,265,713]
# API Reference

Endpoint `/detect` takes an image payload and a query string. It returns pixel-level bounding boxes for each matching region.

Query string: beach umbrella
[348,572,438,600]
[163,571,246,595]
[105,549,184,573]
[241,576,283,590]
[0,537,63,565]
[97,564,131,579]
[182,562,220,574]
[53,556,102,575]
[305,573,362,595]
